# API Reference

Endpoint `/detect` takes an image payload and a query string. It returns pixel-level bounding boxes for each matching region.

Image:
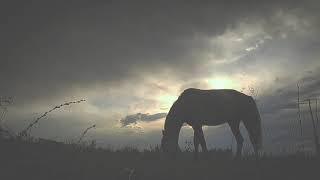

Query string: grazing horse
[161,88,262,158]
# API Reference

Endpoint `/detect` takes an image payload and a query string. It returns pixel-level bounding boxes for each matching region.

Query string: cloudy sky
[1,0,320,153]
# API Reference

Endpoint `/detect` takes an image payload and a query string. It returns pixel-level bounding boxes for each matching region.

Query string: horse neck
[164,114,183,143]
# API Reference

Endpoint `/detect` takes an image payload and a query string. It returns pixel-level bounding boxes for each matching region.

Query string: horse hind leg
[228,121,244,158]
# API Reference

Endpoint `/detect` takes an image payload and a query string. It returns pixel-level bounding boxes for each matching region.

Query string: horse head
[161,129,180,154]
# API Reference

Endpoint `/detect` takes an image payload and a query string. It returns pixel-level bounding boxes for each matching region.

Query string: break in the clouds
[1,1,320,152]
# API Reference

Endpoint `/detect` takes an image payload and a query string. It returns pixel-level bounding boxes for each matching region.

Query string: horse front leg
[193,130,200,159]
[193,125,208,154]
[198,127,208,153]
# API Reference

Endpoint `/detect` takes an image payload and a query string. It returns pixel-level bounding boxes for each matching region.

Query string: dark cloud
[259,70,320,117]
[1,0,318,103]
[120,113,167,127]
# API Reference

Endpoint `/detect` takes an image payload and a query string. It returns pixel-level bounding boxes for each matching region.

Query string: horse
[161,88,262,158]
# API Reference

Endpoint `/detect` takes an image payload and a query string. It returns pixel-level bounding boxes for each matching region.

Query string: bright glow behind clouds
[207,77,237,89]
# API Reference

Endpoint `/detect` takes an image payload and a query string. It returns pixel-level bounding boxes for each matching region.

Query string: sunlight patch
[206,77,236,89]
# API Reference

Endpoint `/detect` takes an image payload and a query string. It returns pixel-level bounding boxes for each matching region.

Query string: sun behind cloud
[206,77,238,89]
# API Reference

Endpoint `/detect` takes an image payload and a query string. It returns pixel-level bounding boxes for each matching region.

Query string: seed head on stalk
[77,124,96,144]
[19,99,86,137]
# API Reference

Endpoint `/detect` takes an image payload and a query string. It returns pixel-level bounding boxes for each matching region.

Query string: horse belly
[186,111,228,126]
[203,105,238,124]
[202,118,226,126]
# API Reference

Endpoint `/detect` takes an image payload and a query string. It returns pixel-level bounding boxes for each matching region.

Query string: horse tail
[242,96,262,150]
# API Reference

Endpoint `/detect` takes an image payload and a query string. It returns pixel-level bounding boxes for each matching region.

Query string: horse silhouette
[161,88,262,158]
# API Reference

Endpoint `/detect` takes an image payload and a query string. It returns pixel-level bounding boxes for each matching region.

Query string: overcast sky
[1,0,320,153]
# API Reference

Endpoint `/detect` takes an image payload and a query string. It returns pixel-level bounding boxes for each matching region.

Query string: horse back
[171,88,252,125]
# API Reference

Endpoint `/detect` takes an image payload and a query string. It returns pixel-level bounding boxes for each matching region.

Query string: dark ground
[1,137,319,180]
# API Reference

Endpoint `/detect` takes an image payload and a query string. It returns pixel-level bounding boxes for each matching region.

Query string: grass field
[1,137,319,180]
